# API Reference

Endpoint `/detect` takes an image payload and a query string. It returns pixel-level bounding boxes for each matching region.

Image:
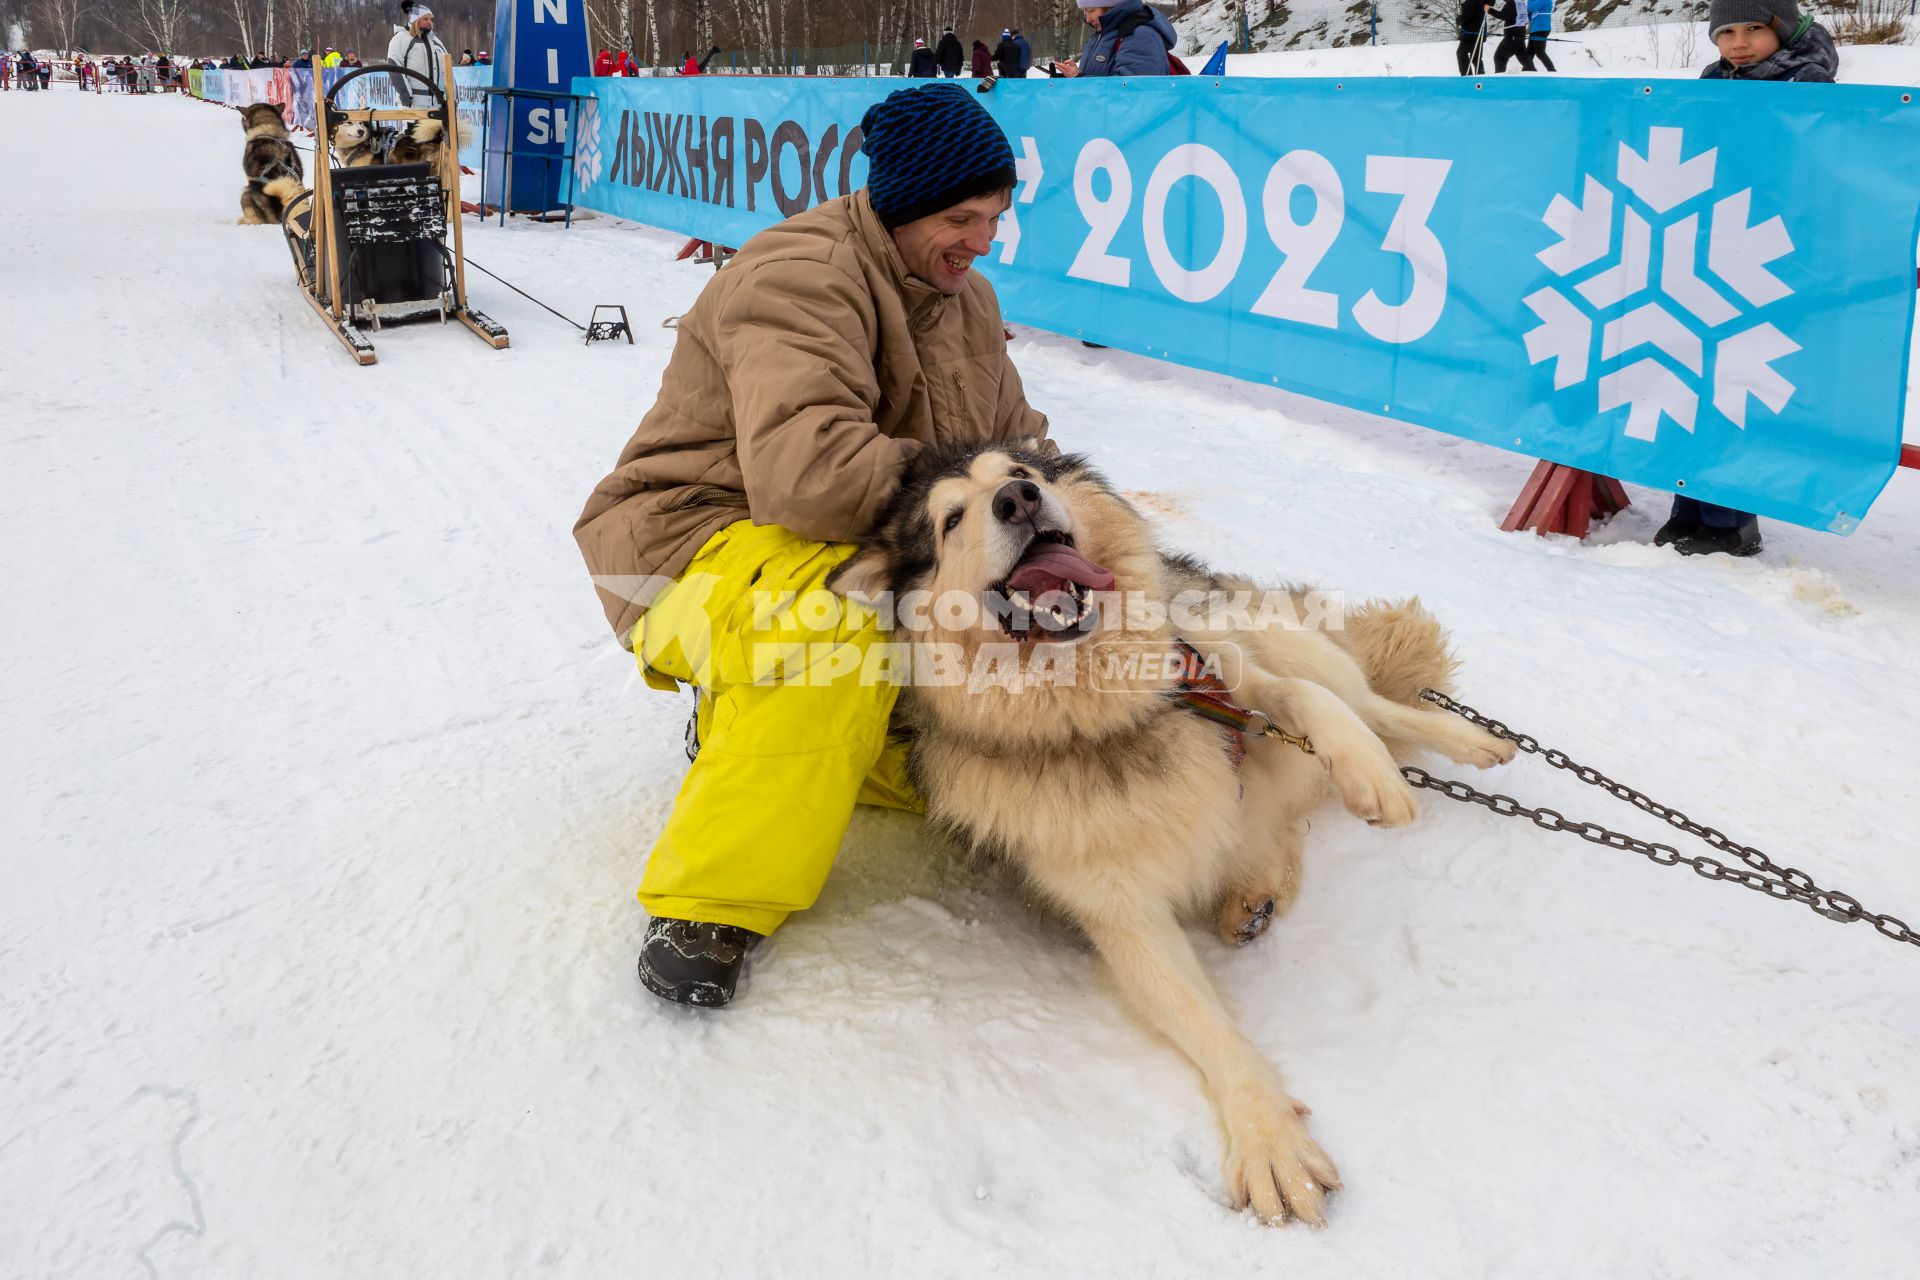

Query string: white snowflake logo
[1523,127,1799,442]
[574,97,603,190]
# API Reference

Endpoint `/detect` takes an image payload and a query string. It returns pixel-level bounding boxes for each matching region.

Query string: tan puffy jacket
[575,189,1050,642]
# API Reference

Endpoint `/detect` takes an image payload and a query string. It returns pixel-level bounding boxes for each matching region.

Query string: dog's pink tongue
[1007,544,1116,594]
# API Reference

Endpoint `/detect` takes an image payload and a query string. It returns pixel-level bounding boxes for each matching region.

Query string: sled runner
[283,59,507,366]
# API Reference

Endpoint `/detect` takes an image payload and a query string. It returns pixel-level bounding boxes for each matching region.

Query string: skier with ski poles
[1491,0,1534,71]
[1456,0,1489,75]
[1527,0,1558,71]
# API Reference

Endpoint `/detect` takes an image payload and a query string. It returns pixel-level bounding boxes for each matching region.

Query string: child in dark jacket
[1656,0,1836,557]
[1699,0,1837,82]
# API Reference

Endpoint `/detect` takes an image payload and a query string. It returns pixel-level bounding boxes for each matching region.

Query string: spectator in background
[994,29,1021,77]
[39,56,54,90]
[909,37,938,77]
[460,49,477,66]
[1053,0,1176,77]
[970,38,992,76]
[612,49,638,75]
[679,49,699,74]
[476,50,491,65]
[1013,28,1033,73]
[293,50,313,69]
[322,47,342,67]
[388,2,452,104]
[935,27,963,77]
[594,48,614,75]
[342,50,363,68]
[156,52,174,90]
[1526,0,1557,70]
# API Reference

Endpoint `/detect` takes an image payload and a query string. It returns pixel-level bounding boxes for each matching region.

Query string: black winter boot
[1652,510,1700,547]
[1675,518,1762,558]
[638,918,762,1008]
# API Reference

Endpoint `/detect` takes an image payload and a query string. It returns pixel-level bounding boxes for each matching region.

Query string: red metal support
[1502,462,1630,537]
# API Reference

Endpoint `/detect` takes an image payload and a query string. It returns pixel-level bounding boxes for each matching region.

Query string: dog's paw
[1466,729,1518,769]
[1438,722,1517,770]
[1222,1098,1342,1227]
[1215,894,1278,947]
[1329,754,1418,828]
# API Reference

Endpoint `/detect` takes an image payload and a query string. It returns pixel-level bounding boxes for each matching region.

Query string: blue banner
[568,75,1920,533]
[486,0,593,211]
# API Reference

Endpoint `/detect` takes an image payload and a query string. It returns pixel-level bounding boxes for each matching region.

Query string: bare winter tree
[106,0,190,52]
[228,0,256,52]
[278,0,313,52]
[32,0,91,51]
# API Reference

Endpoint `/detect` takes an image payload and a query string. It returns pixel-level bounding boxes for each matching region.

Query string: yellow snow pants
[631,520,920,936]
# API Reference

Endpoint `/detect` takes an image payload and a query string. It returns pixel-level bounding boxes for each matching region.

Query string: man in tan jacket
[575,82,1051,1008]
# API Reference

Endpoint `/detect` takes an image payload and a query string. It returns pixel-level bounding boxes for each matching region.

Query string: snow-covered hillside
[5,64,1919,1280]
[1172,0,1913,65]
[1208,12,1920,78]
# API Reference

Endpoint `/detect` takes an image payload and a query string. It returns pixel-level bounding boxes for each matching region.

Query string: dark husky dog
[385,118,446,168]
[828,441,1514,1229]
[238,102,305,225]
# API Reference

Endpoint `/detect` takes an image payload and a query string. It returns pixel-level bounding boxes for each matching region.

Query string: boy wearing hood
[1657,0,1836,556]
[1699,0,1836,82]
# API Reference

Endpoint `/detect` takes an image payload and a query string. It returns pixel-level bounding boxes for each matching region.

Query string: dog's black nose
[993,480,1042,526]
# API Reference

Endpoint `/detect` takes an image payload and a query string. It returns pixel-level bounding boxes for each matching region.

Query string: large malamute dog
[237,102,305,225]
[827,441,1515,1228]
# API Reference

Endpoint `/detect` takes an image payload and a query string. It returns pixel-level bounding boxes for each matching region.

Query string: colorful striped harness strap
[1168,639,1315,769]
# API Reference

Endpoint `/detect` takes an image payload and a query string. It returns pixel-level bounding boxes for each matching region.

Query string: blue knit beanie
[860,82,1016,229]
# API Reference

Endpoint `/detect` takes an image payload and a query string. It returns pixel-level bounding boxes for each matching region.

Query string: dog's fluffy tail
[263,176,305,206]
[1336,597,1457,705]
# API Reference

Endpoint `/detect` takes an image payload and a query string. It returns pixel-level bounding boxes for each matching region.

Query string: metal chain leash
[1403,691,1919,951]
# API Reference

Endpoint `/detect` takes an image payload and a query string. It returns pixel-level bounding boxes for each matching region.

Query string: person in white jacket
[386,1,450,104]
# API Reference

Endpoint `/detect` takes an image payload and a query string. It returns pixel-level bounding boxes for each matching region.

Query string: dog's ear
[825,546,890,609]
[269,101,287,121]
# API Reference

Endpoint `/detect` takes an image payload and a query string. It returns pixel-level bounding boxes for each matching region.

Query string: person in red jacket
[594,48,614,76]
[612,50,637,76]
[680,50,700,74]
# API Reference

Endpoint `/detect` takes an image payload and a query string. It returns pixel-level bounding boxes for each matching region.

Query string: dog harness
[1169,638,1314,768]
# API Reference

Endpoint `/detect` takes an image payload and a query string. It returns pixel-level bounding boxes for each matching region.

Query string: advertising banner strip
[568,75,1920,534]
[193,67,491,167]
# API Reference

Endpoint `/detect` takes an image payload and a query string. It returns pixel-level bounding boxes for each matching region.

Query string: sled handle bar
[324,62,447,112]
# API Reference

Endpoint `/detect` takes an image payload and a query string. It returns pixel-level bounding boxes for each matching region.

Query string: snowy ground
[5,65,1920,1280]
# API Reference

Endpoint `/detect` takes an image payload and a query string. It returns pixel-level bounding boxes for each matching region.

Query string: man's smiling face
[889,189,1012,296]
